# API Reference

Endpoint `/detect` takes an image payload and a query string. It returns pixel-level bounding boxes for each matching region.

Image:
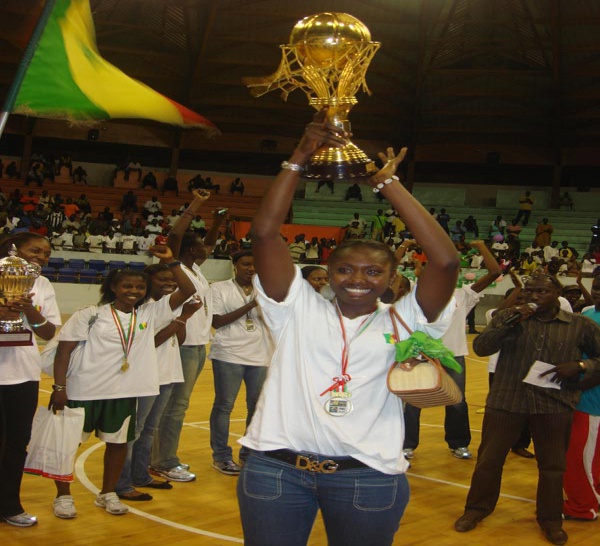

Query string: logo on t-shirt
[138,322,148,330]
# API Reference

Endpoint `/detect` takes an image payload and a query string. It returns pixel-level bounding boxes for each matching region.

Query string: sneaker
[403,448,415,460]
[2,512,37,527]
[451,447,473,459]
[179,463,190,471]
[94,492,129,515]
[213,460,241,475]
[53,495,77,519]
[150,465,196,482]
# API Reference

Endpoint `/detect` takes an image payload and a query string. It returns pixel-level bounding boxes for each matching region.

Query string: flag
[13,0,217,132]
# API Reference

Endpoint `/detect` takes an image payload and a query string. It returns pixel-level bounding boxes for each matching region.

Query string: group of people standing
[2,109,600,546]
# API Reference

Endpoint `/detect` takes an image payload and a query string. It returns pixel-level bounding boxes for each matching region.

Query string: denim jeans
[152,345,206,470]
[0,381,38,517]
[237,451,409,546]
[115,384,175,493]
[403,356,471,450]
[209,359,267,462]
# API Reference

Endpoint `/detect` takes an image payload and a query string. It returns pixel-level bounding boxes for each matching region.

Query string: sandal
[136,479,173,490]
[117,491,153,501]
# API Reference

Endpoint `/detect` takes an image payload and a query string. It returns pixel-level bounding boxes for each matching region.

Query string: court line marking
[75,440,244,543]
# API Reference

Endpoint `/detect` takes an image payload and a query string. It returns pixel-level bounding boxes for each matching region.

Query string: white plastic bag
[24,406,85,482]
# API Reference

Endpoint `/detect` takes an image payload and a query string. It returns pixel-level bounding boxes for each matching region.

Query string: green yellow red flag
[13,0,217,132]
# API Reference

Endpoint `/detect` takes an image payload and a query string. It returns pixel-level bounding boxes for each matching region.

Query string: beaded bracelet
[281,161,304,172]
[372,175,399,193]
[173,318,187,326]
[30,318,48,329]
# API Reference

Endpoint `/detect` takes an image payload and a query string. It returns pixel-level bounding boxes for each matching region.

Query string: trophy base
[302,141,377,180]
[0,329,33,347]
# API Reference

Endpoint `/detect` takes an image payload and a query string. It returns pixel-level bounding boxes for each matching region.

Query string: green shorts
[68,398,136,444]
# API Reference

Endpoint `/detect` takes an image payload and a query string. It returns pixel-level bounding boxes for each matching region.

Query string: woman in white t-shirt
[237,110,459,546]
[209,251,273,475]
[115,263,203,500]
[49,245,196,518]
[0,233,61,528]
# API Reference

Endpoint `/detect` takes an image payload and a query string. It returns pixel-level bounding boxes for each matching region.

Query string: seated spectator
[72,227,87,251]
[154,227,170,246]
[86,229,105,253]
[32,204,48,224]
[29,219,48,237]
[450,220,466,242]
[558,191,573,210]
[101,206,114,224]
[187,173,205,191]
[162,175,179,196]
[125,160,142,181]
[60,226,76,250]
[75,193,91,214]
[25,164,43,187]
[52,192,64,207]
[141,171,158,189]
[191,214,205,232]
[344,183,362,201]
[230,177,245,195]
[315,179,334,194]
[166,209,180,227]
[239,233,252,250]
[519,253,537,275]
[72,165,87,184]
[345,221,364,240]
[5,161,18,179]
[40,160,55,182]
[62,214,80,231]
[38,190,51,210]
[146,219,162,234]
[136,229,156,255]
[120,229,137,254]
[463,215,479,238]
[102,230,120,253]
[47,205,66,231]
[143,196,162,218]
[204,176,220,194]
[62,197,79,218]
[120,190,138,212]
[147,211,164,224]
[59,153,73,175]
[20,190,39,213]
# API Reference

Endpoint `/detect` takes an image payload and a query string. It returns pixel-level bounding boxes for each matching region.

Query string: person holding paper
[455,273,600,545]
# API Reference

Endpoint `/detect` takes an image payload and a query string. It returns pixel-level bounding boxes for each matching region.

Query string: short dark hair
[327,240,397,269]
[231,250,252,264]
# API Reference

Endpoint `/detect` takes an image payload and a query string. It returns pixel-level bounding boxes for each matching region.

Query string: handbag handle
[389,307,413,337]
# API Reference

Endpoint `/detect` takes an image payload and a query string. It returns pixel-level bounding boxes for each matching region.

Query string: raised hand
[374,147,408,182]
[294,108,348,161]
[191,189,210,202]
[149,244,174,262]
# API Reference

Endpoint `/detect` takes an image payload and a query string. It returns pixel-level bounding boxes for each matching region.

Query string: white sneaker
[94,492,128,515]
[2,512,37,527]
[150,465,196,482]
[53,495,77,519]
[451,447,473,459]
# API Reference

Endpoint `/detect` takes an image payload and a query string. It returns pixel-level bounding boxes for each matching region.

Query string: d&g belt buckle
[295,454,339,474]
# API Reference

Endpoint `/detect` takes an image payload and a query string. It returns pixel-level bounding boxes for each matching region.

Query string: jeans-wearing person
[404,356,470,451]
[152,345,205,472]
[210,359,267,464]
[116,384,175,494]
[237,451,410,546]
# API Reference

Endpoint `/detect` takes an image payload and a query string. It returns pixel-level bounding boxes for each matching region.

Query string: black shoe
[511,447,535,458]
[454,512,485,532]
[468,329,480,334]
[539,523,568,545]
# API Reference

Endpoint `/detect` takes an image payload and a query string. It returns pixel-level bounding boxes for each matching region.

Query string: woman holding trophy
[236,108,459,545]
[0,233,61,527]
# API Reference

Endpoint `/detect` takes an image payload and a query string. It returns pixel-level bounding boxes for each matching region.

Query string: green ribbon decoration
[394,331,463,373]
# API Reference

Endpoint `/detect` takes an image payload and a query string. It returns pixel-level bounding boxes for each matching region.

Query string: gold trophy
[0,245,40,346]
[244,12,380,179]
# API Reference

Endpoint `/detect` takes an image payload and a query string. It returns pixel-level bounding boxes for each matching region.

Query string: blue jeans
[152,345,206,470]
[115,383,175,493]
[209,359,267,462]
[403,356,471,450]
[237,451,409,546]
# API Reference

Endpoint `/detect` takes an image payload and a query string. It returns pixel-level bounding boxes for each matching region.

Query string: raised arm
[251,109,347,301]
[370,149,460,321]
[167,189,210,259]
[469,240,502,293]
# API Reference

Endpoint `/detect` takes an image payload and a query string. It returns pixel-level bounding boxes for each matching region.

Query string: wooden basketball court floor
[6,335,600,545]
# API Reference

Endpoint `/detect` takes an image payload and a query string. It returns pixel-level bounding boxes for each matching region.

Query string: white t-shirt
[442,285,481,356]
[136,234,156,253]
[150,298,184,385]
[239,266,455,475]
[120,234,137,251]
[58,298,175,400]
[86,234,104,252]
[144,200,162,213]
[0,276,61,384]
[103,235,119,249]
[181,263,212,345]
[209,280,273,366]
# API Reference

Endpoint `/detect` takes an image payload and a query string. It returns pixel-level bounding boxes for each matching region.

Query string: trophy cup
[244,12,380,179]
[0,245,40,346]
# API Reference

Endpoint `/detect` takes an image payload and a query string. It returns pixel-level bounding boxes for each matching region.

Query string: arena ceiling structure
[1,0,600,185]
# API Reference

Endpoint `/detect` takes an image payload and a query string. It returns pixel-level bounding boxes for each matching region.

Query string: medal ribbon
[110,305,137,364]
[320,301,379,396]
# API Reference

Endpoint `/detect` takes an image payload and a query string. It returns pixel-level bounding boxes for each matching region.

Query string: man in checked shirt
[454,273,600,546]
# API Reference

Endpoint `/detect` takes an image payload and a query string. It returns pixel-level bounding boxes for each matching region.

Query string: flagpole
[0,0,58,139]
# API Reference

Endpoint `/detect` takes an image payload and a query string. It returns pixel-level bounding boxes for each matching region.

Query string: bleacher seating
[57,268,78,283]
[128,261,147,271]
[108,260,126,271]
[68,258,85,270]
[79,269,100,284]
[47,257,65,270]
[88,259,107,272]
[41,266,57,281]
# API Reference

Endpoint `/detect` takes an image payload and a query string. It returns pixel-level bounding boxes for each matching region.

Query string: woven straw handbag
[386,308,463,408]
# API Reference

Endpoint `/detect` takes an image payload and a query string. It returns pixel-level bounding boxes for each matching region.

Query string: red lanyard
[320,301,379,396]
